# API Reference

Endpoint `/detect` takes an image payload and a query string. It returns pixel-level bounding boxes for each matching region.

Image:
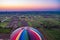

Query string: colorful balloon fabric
[10,27,44,40]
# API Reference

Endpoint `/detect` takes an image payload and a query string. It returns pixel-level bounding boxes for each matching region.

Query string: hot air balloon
[10,27,44,40]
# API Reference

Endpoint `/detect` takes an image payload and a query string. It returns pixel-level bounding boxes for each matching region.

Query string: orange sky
[0,4,58,11]
[0,0,59,11]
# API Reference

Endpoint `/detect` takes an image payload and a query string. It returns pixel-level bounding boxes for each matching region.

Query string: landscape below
[0,11,60,40]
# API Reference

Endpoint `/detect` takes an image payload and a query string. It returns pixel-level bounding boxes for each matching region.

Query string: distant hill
[0,11,60,15]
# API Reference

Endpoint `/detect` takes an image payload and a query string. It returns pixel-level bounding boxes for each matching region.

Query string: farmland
[0,11,60,40]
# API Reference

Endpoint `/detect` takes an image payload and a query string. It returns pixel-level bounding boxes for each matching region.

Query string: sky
[0,0,60,11]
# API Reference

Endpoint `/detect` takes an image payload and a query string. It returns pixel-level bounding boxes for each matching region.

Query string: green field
[0,21,9,28]
[0,28,11,34]
[46,29,60,40]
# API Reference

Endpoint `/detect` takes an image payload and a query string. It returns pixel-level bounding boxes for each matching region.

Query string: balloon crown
[10,27,44,40]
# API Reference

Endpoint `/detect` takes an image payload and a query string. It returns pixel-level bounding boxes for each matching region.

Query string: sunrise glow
[0,0,59,11]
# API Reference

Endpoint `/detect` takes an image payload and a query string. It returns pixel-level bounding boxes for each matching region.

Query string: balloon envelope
[10,27,44,40]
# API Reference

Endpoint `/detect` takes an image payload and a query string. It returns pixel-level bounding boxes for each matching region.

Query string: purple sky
[0,0,60,11]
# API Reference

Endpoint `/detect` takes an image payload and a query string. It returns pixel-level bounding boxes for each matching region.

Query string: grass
[0,22,8,28]
[0,28,11,34]
[45,28,60,40]
[37,28,60,40]
[18,21,21,27]
[28,21,32,26]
